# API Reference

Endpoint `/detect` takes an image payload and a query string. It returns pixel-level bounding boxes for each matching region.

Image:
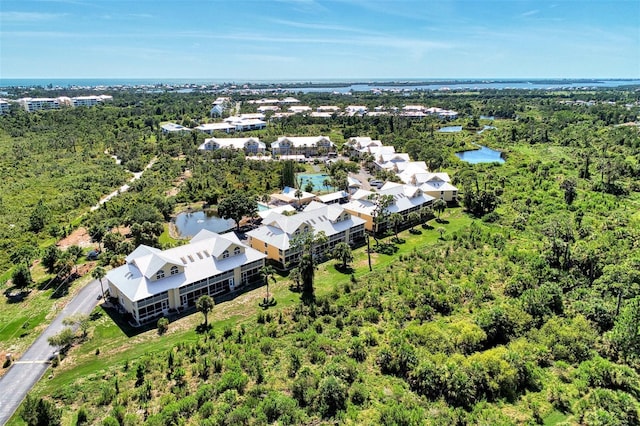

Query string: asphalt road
[0,278,103,425]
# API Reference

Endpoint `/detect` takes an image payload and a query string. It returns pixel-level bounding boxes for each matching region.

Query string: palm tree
[289,266,302,291]
[260,265,276,304]
[295,188,303,207]
[91,266,107,302]
[408,211,421,231]
[332,242,353,270]
[389,213,403,242]
[433,199,447,220]
[196,295,215,328]
[419,206,434,225]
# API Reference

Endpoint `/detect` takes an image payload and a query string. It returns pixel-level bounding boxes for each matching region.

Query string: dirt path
[91,157,157,211]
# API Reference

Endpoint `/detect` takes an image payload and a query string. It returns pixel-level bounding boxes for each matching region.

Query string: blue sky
[1,0,638,80]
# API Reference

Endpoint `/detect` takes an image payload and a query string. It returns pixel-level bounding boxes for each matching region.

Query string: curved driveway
[0,279,102,425]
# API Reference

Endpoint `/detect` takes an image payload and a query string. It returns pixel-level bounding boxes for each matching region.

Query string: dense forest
[1,87,640,425]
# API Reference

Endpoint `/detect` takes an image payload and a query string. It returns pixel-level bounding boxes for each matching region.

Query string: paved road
[0,279,103,425]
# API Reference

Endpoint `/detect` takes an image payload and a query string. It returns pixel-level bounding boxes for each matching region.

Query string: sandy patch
[57,227,95,250]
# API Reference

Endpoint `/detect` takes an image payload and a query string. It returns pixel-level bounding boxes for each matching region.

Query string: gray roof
[247,203,365,251]
[107,230,265,303]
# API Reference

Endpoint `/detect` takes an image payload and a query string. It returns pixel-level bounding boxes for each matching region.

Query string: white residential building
[0,100,11,115]
[198,137,266,153]
[161,123,191,134]
[271,136,334,156]
[345,105,368,116]
[17,95,111,112]
[342,182,435,233]
[373,153,412,171]
[106,230,266,325]
[195,122,236,134]
[195,117,267,134]
[72,95,113,107]
[288,105,312,114]
[317,106,341,112]
[257,105,280,113]
[246,201,366,268]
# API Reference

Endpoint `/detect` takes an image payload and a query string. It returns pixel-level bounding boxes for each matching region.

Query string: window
[222,250,229,259]
[234,247,241,256]
[156,270,165,280]
[170,266,179,275]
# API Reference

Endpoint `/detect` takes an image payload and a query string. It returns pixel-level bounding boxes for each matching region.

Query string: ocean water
[2,78,639,91]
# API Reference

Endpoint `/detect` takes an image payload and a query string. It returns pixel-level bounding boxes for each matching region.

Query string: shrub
[216,370,249,395]
[317,376,347,418]
[350,382,369,406]
[260,392,299,424]
[157,317,169,335]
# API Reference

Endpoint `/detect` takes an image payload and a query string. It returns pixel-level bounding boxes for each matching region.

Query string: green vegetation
[2,87,640,424]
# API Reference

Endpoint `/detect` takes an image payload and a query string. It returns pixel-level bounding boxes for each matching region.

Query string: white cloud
[0,11,67,22]
[520,9,540,17]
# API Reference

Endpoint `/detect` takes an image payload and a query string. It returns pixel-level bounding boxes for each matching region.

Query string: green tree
[332,242,354,270]
[92,266,107,302]
[102,232,124,253]
[408,211,421,231]
[560,178,578,205]
[21,394,62,426]
[157,317,169,335]
[294,188,303,206]
[368,193,394,240]
[217,191,257,231]
[289,266,302,291]
[196,295,215,328]
[55,250,76,280]
[130,221,163,247]
[433,198,447,220]
[389,212,404,241]
[260,265,276,304]
[419,206,434,225]
[609,297,640,363]
[48,327,75,358]
[29,199,49,233]
[318,376,347,418]
[290,230,328,295]
[12,263,33,291]
[63,313,91,339]
[42,245,60,274]
[281,160,296,188]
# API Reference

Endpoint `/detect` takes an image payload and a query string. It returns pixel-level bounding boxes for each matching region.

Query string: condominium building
[246,201,366,269]
[106,230,266,325]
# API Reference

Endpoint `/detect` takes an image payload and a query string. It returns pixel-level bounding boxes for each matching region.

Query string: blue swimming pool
[296,173,335,192]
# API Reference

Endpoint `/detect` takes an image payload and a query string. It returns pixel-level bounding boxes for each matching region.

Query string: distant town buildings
[15,95,112,112]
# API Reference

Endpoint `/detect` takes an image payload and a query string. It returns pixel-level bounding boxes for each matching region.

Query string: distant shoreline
[1,77,639,89]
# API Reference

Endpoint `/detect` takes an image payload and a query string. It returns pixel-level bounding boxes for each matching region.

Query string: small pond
[438,125,463,133]
[456,145,505,164]
[174,210,235,237]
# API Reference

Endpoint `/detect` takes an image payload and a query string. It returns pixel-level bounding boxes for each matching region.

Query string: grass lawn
[544,410,569,425]
[29,208,473,399]
[0,270,96,359]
